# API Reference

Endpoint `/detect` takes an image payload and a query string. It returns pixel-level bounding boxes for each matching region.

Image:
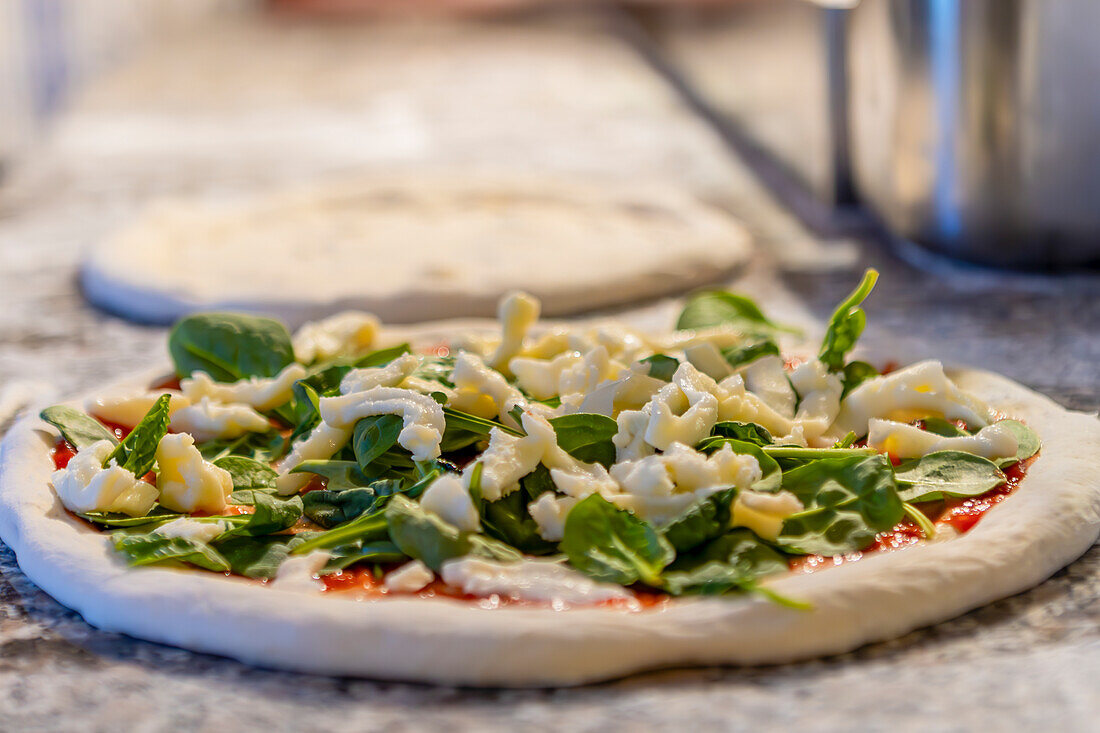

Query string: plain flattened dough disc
[80,176,753,325]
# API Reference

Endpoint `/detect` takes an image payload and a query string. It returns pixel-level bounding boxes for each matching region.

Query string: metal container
[848,0,1100,267]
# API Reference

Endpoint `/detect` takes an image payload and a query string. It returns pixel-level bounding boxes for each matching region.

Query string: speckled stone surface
[1,10,1099,733]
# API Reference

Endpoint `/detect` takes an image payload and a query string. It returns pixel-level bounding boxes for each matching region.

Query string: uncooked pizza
[2,270,1098,686]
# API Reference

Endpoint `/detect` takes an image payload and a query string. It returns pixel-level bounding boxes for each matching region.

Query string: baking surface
[1,9,1099,731]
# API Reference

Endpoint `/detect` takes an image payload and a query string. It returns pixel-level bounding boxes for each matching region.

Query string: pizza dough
[80,176,753,325]
[2,348,1098,686]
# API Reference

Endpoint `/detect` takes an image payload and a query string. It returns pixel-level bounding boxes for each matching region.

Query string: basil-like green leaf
[841,360,879,397]
[778,454,904,556]
[818,268,878,371]
[895,450,1006,502]
[661,489,736,553]
[710,421,773,447]
[302,479,403,528]
[440,407,522,452]
[215,535,302,579]
[196,430,284,463]
[293,506,391,555]
[169,312,295,382]
[677,291,788,334]
[480,471,558,555]
[696,437,782,492]
[78,506,182,528]
[40,406,118,449]
[213,455,278,490]
[640,354,679,381]
[324,540,407,572]
[353,414,403,469]
[113,532,231,572]
[560,494,674,587]
[721,338,780,370]
[992,420,1041,468]
[386,495,520,572]
[548,413,618,468]
[410,354,456,388]
[224,493,303,537]
[291,459,374,491]
[102,394,172,476]
[919,417,969,438]
[663,529,788,595]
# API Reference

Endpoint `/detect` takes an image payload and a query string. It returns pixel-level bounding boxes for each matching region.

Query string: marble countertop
[1,9,1099,732]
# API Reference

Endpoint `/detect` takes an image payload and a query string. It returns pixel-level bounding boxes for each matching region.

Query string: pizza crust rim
[1,366,1097,687]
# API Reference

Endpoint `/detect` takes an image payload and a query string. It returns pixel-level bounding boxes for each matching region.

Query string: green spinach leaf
[696,437,782,492]
[213,455,278,489]
[920,417,969,438]
[663,528,789,595]
[169,312,295,381]
[102,394,172,476]
[302,479,403,528]
[224,493,303,536]
[560,494,674,587]
[353,414,403,469]
[993,420,1041,468]
[710,421,773,447]
[386,495,520,571]
[640,354,679,381]
[894,450,1006,502]
[841,360,879,397]
[40,406,118,449]
[677,290,789,335]
[661,489,736,553]
[548,413,618,468]
[818,269,878,371]
[325,540,407,572]
[721,338,781,370]
[291,459,375,491]
[78,506,181,528]
[215,535,301,579]
[113,532,230,572]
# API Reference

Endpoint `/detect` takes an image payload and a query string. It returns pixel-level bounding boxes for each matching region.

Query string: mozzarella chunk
[575,366,664,417]
[510,346,625,404]
[292,311,380,363]
[169,397,272,442]
[420,474,480,532]
[180,363,306,411]
[449,351,527,424]
[274,423,353,494]
[610,442,762,525]
[834,360,994,437]
[643,363,720,451]
[787,360,844,446]
[383,560,434,593]
[489,291,540,372]
[85,390,190,429]
[440,557,636,606]
[613,409,656,462]
[684,342,735,380]
[155,433,233,513]
[340,353,420,395]
[868,418,1019,460]
[528,493,579,541]
[271,551,330,593]
[153,517,225,544]
[319,387,445,461]
[742,356,797,417]
[50,440,158,517]
[713,374,799,442]
[731,490,804,541]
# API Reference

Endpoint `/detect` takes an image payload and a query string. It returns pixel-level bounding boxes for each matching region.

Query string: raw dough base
[1,360,1098,687]
[80,175,753,326]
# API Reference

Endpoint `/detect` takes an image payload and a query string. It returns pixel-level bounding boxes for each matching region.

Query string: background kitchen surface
[1,2,1098,731]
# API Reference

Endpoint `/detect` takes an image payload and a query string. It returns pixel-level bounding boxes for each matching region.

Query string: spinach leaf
[291,459,374,491]
[778,454,904,556]
[354,343,413,369]
[410,354,456,388]
[325,540,407,572]
[560,494,674,587]
[302,479,403,528]
[169,312,295,382]
[113,532,230,572]
[213,455,278,489]
[548,413,618,468]
[215,535,302,579]
[520,464,556,500]
[721,338,781,370]
[196,430,284,463]
[292,506,391,555]
[353,414,403,469]
[480,477,558,556]
[440,407,522,452]
[102,394,171,476]
[78,506,182,528]
[993,420,1041,468]
[386,495,520,571]
[841,360,879,397]
[640,354,679,381]
[40,406,118,449]
[920,417,969,437]
[661,489,736,553]
[677,290,789,335]
[818,268,878,371]
[696,438,782,492]
[894,450,1006,502]
[224,493,303,536]
[287,381,322,446]
[710,421,773,447]
[663,529,789,595]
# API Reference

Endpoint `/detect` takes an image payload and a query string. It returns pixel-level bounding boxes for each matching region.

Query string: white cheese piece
[834,360,995,437]
[155,433,233,514]
[731,489,804,541]
[575,366,664,417]
[85,390,190,429]
[643,363,720,451]
[49,440,159,517]
[685,342,735,380]
[153,517,225,544]
[383,560,434,593]
[742,355,797,417]
[180,362,307,411]
[270,551,330,593]
[609,442,762,525]
[419,474,480,532]
[713,374,799,442]
[528,493,579,541]
[588,325,651,364]
[519,327,580,360]
[659,324,763,352]
[274,423,353,495]
[292,311,380,364]
[489,291,540,373]
[169,397,272,442]
[613,409,656,462]
[867,418,1019,460]
[440,557,636,606]
[787,360,844,446]
[340,353,420,395]
[510,346,625,404]
[449,351,527,425]
[319,386,445,461]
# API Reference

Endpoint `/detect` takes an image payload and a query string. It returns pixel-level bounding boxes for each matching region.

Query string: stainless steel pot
[848,0,1100,267]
